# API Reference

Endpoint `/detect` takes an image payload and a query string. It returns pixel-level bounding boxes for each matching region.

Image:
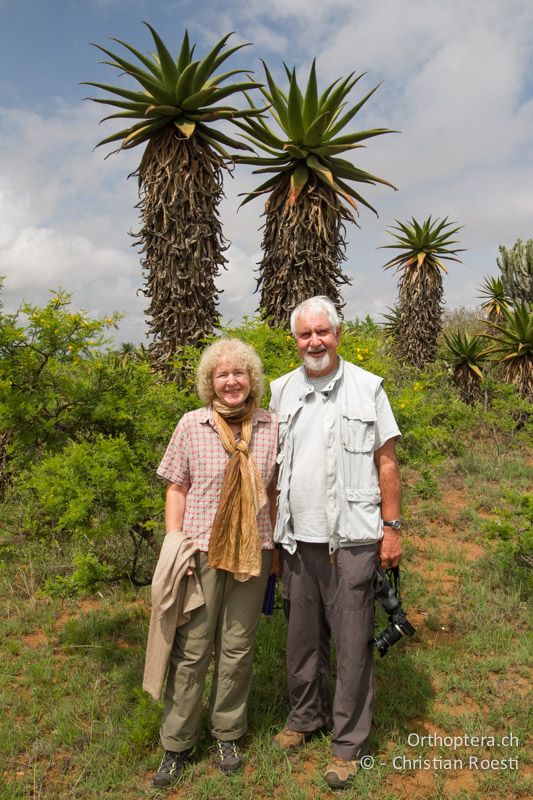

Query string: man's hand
[379,528,402,568]
[270,548,281,577]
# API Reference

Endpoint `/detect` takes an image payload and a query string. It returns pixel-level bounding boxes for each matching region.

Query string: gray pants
[281,541,378,760]
[160,550,272,752]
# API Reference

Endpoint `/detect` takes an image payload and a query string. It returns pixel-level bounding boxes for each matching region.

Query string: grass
[1,436,532,799]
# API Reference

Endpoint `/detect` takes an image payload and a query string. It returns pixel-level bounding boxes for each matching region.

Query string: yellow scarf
[208,400,267,581]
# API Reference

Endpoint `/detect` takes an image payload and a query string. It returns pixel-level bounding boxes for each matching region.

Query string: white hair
[289,296,341,336]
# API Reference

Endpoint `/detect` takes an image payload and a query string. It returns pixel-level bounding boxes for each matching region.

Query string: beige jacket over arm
[142,532,205,701]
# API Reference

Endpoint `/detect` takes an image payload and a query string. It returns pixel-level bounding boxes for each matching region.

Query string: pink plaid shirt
[157,406,278,551]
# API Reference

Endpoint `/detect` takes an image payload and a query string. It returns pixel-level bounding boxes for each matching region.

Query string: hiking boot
[152,748,192,788]
[273,727,307,752]
[323,755,358,789]
[214,739,243,774]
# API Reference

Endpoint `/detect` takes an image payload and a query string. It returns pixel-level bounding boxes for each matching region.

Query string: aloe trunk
[136,130,228,362]
[257,182,351,323]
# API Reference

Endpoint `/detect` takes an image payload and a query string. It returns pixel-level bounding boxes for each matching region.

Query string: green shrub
[43,552,114,597]
[0,291,118,463]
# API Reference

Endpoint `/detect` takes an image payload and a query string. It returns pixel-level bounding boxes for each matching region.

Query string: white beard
[303,349,331,373]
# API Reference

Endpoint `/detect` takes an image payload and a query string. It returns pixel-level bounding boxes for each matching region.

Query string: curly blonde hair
[196,338,265,406]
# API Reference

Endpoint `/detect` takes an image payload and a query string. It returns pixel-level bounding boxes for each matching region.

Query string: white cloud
[237,0,352,24]
[0,189,144,330]
[218,244,261,322]
[0,102,145,341]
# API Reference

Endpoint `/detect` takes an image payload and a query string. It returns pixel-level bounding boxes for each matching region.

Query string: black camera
[372,566,415,657]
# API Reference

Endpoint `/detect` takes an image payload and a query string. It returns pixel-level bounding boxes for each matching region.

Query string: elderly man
[270,296,402,790]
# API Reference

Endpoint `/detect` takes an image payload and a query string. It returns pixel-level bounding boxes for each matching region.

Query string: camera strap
[386,566,401,600]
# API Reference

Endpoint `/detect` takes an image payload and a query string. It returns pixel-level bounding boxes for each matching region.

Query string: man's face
[294,311,341,377]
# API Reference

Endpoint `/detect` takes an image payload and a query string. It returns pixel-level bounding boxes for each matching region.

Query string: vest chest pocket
[277,412,291,445]
[341,407,376,453]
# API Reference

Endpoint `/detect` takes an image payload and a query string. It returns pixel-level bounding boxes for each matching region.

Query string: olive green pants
[160,550,272,752]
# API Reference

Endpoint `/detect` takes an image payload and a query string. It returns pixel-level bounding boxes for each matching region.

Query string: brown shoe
[273,727,307,751]
[323,755,357,789]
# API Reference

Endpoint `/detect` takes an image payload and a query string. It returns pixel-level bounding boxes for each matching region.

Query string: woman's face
[212,358,251,407]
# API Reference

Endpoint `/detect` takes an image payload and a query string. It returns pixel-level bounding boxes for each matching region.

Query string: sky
[1,0,532,344]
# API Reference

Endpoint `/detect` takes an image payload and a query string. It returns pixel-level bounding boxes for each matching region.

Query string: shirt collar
[297,356,344,399]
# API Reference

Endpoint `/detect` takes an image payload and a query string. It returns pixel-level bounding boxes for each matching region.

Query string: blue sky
[1,0,532,343]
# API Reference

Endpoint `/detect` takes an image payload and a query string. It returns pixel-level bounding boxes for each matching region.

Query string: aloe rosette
[84,25,261,365]
[482,303,533,400]
[443,330,487,405]
[478,276,510,326]
[233,60,395,326]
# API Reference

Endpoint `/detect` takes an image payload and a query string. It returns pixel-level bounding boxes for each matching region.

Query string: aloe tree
[234,60,395,326]
[482,303,533,401]
[478,276,510,326]
[381,216,464,368]
[84,25,259,368]
[443,331,486,405]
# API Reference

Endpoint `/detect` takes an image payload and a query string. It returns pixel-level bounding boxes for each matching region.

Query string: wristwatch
[383,519,402,530]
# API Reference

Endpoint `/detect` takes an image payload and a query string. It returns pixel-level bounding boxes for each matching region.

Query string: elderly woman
[150,338,278,788]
